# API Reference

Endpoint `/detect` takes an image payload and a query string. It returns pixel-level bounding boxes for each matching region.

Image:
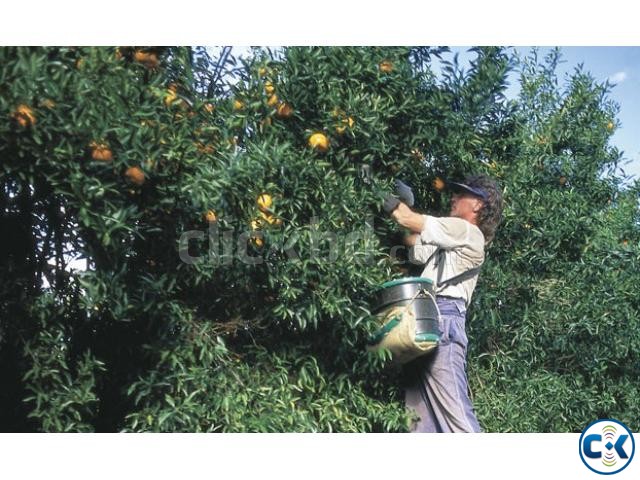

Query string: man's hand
[390,202,426,234]
[395,179,414,207]
[383,196,401,214]
[382,179,415,214]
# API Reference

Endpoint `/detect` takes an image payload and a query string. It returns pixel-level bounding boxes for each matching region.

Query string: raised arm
[390,202,426,234]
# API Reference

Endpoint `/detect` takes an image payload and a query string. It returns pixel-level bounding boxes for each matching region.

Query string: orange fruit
[251,218,263,231]
[264,81,275,95]
[607,121,614,131]
[260,210,282,226]
[204,103,215,113]
[266,94,279,107]
[164,90,179,107]
[432,177,445,192]
[251,235,264,248]
[233,99,244,111]
[125,166,145,186]
[257,193,273,211]
[204,210,218,223]
[336,116,355,134]
[258,67,269,77]
[133,50,159,69]
[276,102,293,119]
[90,142,113,162]
[308,133,330,152]
[379,60,393,73]
[12,104,36,128]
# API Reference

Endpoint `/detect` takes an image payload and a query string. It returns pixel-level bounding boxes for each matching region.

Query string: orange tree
[1,46,638,432]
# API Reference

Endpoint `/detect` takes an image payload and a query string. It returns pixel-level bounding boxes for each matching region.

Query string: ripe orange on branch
[89,142,113,162]
[204,210,218,223]
[260,210,282,226]
[276,102,293,119]
[264,81,275,95]
[308,133,330,152]
[164,89,179,107]
[12,104,36,128]
[257,193,273,211]
[133,50,159,69]
[266,94,279,107]
[336,116,355,135]
[233,99,245,111]
[379,60,394,73]
[125,166,146,186]
[432,177,445,192]
[251,235,264,248]
[251,218,263,231]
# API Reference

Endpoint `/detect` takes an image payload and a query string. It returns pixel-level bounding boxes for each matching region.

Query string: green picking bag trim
[366,303,440,365]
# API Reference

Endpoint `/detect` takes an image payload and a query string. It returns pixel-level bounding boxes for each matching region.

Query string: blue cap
[448,181,489,201]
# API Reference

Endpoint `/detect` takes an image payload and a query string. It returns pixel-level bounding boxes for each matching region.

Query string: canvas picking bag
[366,278,441,365]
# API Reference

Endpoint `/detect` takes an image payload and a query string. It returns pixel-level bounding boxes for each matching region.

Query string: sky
[443,47,640,184]
[220,46,640,185]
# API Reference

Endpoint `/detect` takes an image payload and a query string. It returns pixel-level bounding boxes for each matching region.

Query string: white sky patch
[608,71,627,84]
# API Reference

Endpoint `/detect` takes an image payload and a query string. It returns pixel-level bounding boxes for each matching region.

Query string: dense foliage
[1,46,638,432]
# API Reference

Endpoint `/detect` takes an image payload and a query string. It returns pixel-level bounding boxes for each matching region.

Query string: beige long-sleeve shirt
[409,215,485,307]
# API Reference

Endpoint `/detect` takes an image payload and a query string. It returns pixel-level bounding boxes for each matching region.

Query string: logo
[579,419,635,475]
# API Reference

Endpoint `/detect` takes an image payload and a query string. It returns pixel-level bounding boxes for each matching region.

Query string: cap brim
[448,181,488,201]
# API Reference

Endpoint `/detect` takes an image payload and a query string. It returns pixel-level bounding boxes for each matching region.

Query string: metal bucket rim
[375,276,434,292]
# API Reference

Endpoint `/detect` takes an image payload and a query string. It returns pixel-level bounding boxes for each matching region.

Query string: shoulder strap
[435,248,481,289]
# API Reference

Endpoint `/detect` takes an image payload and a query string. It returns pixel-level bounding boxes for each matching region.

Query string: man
[384,174,503,432]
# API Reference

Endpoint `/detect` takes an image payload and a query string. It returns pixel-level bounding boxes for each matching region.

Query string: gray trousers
[403,296,482,433]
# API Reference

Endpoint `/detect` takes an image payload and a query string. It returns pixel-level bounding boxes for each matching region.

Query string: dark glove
[383,179,414,214]
[395,179,414,207]
[383,195,401,214]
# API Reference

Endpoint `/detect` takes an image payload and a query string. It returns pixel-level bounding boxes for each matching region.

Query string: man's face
[450,192,484,220]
